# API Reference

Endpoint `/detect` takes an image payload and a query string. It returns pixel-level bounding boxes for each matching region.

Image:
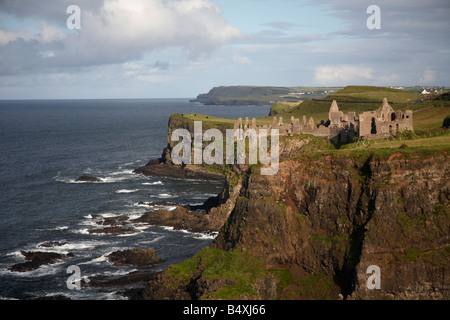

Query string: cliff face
[143,132,449,300]
[212,152,449,299]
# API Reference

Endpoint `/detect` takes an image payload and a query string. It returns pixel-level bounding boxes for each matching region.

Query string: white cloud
[37,22,66,43]
[0,0,241,75]
[420,68,436,85]
[80,0,241,57]
[314,65,374,86]
[231,55,251,65]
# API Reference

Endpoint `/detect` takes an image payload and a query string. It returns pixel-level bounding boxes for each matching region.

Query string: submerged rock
[76,176,103,183]
[38,241,68,248]
[88,226,134,234]
[9,251,74,272]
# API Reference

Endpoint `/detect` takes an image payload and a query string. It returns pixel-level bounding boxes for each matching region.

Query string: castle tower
[252,118,257,131]
[272,117,278,129]
[330,100,339,113]
[308,117,315,130]
[380,98,394,122]
[329,100,344,127]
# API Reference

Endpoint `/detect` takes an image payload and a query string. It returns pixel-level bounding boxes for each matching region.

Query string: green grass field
[324,85,423,103]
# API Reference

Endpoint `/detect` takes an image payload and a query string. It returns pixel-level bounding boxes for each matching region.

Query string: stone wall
[359,98,414,140]
[235,99,413,143]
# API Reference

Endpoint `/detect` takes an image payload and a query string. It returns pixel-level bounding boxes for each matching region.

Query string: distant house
[422,89,430,95]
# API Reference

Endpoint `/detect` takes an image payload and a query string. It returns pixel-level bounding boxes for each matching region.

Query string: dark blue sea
[0,99,271,300]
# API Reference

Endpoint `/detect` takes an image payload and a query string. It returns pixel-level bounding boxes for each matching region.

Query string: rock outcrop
[76,176,103,182]
[108,249,164,267]
[133,175,242,234]
[9,251,75,272]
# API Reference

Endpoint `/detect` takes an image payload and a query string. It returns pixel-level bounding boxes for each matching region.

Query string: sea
[0,99,271,300]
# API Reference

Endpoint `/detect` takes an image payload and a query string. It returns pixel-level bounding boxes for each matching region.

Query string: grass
[270,101,303,115]
[325,85,423,103]
[166,247,269,299]
[413,106,450,133]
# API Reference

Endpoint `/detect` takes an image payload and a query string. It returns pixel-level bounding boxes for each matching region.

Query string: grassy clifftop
[176,86,450,159]
[192,85,342,106]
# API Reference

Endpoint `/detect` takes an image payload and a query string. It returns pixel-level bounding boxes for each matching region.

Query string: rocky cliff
[140,124,449,300]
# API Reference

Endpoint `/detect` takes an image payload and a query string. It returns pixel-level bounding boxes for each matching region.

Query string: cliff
[192,86,339,106]
[142,133,449,300]
[133,113,232,182]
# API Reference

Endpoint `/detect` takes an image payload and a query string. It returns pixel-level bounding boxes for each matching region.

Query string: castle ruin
[234,98,414,143]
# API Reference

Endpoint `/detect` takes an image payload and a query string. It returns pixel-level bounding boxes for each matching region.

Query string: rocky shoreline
[14,158,231,300]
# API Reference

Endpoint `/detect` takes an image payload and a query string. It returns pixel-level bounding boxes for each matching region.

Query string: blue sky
[0,0,449,99]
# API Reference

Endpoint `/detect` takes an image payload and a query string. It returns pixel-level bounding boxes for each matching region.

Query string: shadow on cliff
[334,153,376,299]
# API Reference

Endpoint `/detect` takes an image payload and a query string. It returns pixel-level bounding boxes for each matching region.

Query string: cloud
[0,0,241,75]
[314,65,374,86]
[420,68,436,85]
[231,55,251,65]
[261,21,296,30]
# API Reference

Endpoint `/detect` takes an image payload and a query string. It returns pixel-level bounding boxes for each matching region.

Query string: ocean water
[0,99,271,300]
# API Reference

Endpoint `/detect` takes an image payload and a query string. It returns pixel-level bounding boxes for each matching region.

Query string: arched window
[391,113,397,121]
[371,118,377,134]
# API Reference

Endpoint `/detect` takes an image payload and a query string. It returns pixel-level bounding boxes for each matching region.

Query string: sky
[0,0,449,99]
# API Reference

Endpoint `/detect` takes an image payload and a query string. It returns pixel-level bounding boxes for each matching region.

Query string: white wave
[100,212,118,218]
[161,226,218,240]
[100,176,129,183]
[115,189,139,194]
[79,255,107,265]
[140,235,166,245]
[157,193,172,199]
[54,177,87,184]
[84,214,93,219]
[134,202,153,207]
[5,251,24,259]
[128,212,144,220]
[35,241,107,254]
[72,228,89,235]
[109,169,134,176]
[36,226,69,231]
[134,225,150,231]
[142,181,163,186]
[118,232,140,237]
[134,203,178,211]
[78,218,98,227]
[191,232,219,240]
[99,169,137,183]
